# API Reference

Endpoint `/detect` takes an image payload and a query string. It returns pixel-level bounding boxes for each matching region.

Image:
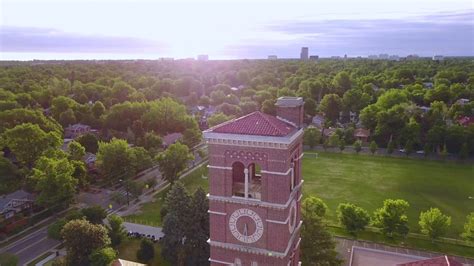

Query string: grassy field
[126,152,473,239]
[124,165,209,226]
[117,238,170,266]
[303,152,474,238]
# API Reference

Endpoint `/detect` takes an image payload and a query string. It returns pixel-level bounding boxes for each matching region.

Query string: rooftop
[208,111,296,137]
[275,96,304,107]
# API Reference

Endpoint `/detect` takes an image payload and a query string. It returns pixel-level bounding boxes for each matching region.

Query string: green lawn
[126,153,473,239]
[117,238,170,266]
[124,165,209,226]
[303,152,474,238]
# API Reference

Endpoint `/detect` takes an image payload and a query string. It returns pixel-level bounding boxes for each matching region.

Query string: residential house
[322,128,337,138]
[354,128,370,143]
[418,106,431,113]
[422,82,434,89]
[83,152,97,172]
[311,114,325,128]
[457,116,474,127]
[162,132,183,148]
[0,190,36,220]
[65,123,91,139]
[456,98,470,105]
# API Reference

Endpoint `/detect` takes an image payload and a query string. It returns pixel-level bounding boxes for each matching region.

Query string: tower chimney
[275,96,304,128]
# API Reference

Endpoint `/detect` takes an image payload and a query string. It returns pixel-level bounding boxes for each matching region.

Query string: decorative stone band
[208,221,302,259]
[208,164,293,176]
[207,165,232,170]
[208,180,304,210]
[203,129,304,150]
[208,210,227,216]
[266,216,289,225]
[208,258,233,265]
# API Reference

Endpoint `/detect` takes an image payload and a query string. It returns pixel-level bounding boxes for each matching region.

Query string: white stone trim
[261,168,292,176]
[208,210,227,216]
[297,152,304,160]
[276,116,297,127]
[209,258,234,265]
[204,129,303,150]
[297,193,303,202]
[208,165,232,170]
[209,180,304,210]
[267,216,289,225]
[208,221,302,259]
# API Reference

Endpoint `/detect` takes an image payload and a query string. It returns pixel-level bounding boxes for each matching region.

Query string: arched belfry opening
[248,163,262,200]
[232,162,245,197]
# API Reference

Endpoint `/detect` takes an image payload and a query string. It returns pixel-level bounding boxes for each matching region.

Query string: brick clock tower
[204,97,304,266]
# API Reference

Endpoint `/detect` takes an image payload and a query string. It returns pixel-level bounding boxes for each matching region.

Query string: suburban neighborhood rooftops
[354,128,370,138]
[162,132,183,146]
[208,111,296,137]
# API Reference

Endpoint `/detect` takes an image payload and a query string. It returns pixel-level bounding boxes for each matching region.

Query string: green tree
[182,126,202,148]
[137,238,155,262]
[319,94,343,122]
[339,138,346,152]
[304,127,321,149]
[107,215,126,247]
[92,101,106,119]
[48,219,68,240]
[68,141,86,161]
[141,131,162,153]
[77,133,99,153]
[419,208,451,241]
[90,247,117,266]
[156,143,194,183]
[302,196,328,218]
[132,147,153,172]
[332,71,351,94]
[61,219,111,265]
[459,143,469,159]
[96,138,135,181]
[354,140,362,154]
[369,140,378,154]
[0,253,18,266]
[207,112,232,128]
[461,213,474,242]
[387,139,395,154]
[261,99,277,115]
[161,182,191,264]
[81,205,107,224]
[59,109,76,127]
[186,188,210,265]
[337,203,370,235]
[301,197,342,265]
[30,156,78,207]
[1,123,61,167]
[372,199,410,237]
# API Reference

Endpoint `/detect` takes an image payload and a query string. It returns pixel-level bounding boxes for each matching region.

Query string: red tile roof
[210,111,296,137]
[397,256,462,266]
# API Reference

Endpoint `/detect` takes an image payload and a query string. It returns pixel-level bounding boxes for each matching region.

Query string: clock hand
[243,223,248,236]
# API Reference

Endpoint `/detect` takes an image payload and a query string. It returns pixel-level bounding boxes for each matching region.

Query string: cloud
[0,26,166,53]
[226,10,474,57]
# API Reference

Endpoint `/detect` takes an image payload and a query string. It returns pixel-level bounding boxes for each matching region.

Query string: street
[1,225,60,265]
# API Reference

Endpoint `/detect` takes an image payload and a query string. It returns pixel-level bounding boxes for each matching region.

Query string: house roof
[66,123,91,130]
[163,132,183,146]
[5,190,35,201]
[354,128,370,138]
[209,111,296,137]
[397,256,462,266]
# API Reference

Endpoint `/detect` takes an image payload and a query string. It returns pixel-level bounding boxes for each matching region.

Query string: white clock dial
[229,208,264,243]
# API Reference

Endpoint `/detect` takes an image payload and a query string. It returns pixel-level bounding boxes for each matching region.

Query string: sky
[1,0,473,60]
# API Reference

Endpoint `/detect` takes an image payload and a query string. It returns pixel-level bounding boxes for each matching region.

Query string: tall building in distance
[300,47,309,60]
[204,97,304,265]
[197,54,209,61]
[268,55,278,60]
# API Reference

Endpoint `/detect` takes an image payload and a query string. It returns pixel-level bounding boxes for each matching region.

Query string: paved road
[123,222,164,239]
[1,225,60,265]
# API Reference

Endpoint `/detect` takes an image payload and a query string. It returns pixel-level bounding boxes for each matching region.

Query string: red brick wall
[277,105,304,127]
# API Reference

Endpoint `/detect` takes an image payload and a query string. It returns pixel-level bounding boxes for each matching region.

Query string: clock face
[229,208,264,243]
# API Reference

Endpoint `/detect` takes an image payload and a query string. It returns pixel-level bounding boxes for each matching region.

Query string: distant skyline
[1,0,473,60]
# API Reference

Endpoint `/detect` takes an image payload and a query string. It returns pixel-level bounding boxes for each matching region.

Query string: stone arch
[248,162,262,200]
[232,161,245,197]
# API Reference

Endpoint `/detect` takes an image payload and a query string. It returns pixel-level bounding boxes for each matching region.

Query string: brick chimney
[275,96,304,128]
